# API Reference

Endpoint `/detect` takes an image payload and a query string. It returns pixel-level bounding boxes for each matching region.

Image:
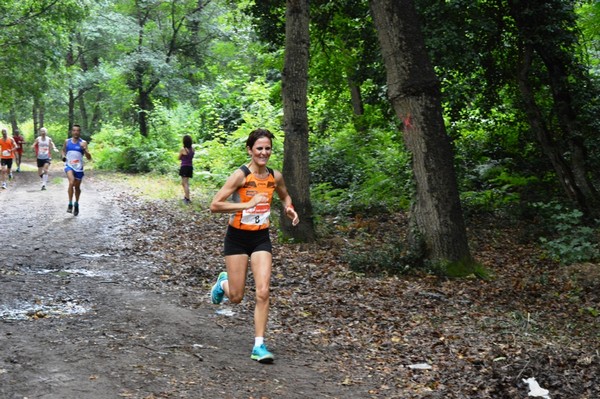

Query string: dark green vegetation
[1,0,599,268]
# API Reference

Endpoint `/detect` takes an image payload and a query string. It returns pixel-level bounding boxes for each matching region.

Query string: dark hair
[183,135,193,149]
[246,128,275,149]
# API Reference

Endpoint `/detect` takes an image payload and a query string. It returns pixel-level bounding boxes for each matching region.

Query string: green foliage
[460,163,539,214]
[43,124,69,149]
[90,124,172,174]
[577,1,600,75]
[310,183,348,215]
[451,110,547,215]
[192,76,285,187]
[309,123,412,216]
[534,202,600,265]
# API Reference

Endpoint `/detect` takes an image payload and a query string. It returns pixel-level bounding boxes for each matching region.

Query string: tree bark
[369,0,472,263]
[9,108,19,134]
[281,0,315,242]
[32,99,38,137]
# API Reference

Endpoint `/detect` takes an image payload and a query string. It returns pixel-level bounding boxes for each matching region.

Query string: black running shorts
[223,225,272,256]
[179,165,193,178]
[37,158,51,168]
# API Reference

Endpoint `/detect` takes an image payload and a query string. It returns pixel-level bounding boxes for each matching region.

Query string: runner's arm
[50,138,59,152]
[274,171,299,226]
[61,140,68,160]
[82,141,92,160]
[209,169,268,213]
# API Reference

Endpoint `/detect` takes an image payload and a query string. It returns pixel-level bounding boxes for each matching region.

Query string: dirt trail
[0,161,356,399]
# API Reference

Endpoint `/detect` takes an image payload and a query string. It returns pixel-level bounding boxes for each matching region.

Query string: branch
[0,0,62,28]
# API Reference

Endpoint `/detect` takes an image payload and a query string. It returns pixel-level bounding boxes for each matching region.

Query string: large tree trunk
[281,0,315,242]
[369,0,472,263]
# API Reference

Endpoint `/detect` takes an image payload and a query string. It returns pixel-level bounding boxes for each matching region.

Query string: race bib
[1,150,11,157]
[39,147,49,155]
[241,203,271,225]
[68,158,82,170]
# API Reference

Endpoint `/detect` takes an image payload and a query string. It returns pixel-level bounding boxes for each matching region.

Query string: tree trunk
[91,91,103,133]
[369,0,472,263]
[9,108,19,134]
[138,87,149,138]
[78,35,90,135]
[281,0,315,242]
[39,103,45,129]
[79,90,89,136]
[348,78,364,116]
[508,0,600,219]
[517,45,589,211]
[68,88,75,133]
[32,99,38,137]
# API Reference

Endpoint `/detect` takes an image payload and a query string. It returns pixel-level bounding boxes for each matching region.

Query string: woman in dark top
[178,135,194,204]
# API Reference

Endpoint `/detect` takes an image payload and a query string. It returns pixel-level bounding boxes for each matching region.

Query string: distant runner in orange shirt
[0,128,17,189]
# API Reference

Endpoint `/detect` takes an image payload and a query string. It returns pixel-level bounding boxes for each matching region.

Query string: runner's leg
[224,254,250,303]
[250,251,272,340]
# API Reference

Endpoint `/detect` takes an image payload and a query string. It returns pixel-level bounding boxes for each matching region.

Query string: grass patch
[119,174,180,200]
[100,171,215,206]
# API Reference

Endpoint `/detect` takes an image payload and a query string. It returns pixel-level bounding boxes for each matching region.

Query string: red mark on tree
[403,113,413,130]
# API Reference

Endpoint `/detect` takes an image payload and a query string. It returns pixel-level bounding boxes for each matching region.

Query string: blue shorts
[65,166,84,180]
[223,225,272,256]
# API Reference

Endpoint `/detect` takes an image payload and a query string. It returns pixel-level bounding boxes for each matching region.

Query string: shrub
[534,202,600,265]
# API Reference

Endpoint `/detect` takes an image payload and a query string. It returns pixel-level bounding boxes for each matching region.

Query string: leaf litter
[119,194,599,398]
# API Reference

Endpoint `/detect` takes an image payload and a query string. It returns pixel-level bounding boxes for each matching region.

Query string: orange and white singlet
[228,165,276,231]
[0,138,15,159]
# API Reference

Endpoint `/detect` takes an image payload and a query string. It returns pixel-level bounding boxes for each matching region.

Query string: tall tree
[369,0,472,264]
[508,0,600,219]
[281,0,315,242]
[117,0,211,136]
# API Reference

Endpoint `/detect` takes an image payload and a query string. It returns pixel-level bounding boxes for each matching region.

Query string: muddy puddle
[0,298,90,321]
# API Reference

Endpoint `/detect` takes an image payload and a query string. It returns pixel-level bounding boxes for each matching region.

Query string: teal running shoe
[251,344,274,363]
[211,272,228,304]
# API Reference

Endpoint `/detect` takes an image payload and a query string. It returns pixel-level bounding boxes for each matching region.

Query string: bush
[309,125,412,216]
[90,125,173,173]
[534,202,600,265]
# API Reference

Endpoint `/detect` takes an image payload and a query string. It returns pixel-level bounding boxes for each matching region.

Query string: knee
[228,293,244,304]
[255,286,270,304]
